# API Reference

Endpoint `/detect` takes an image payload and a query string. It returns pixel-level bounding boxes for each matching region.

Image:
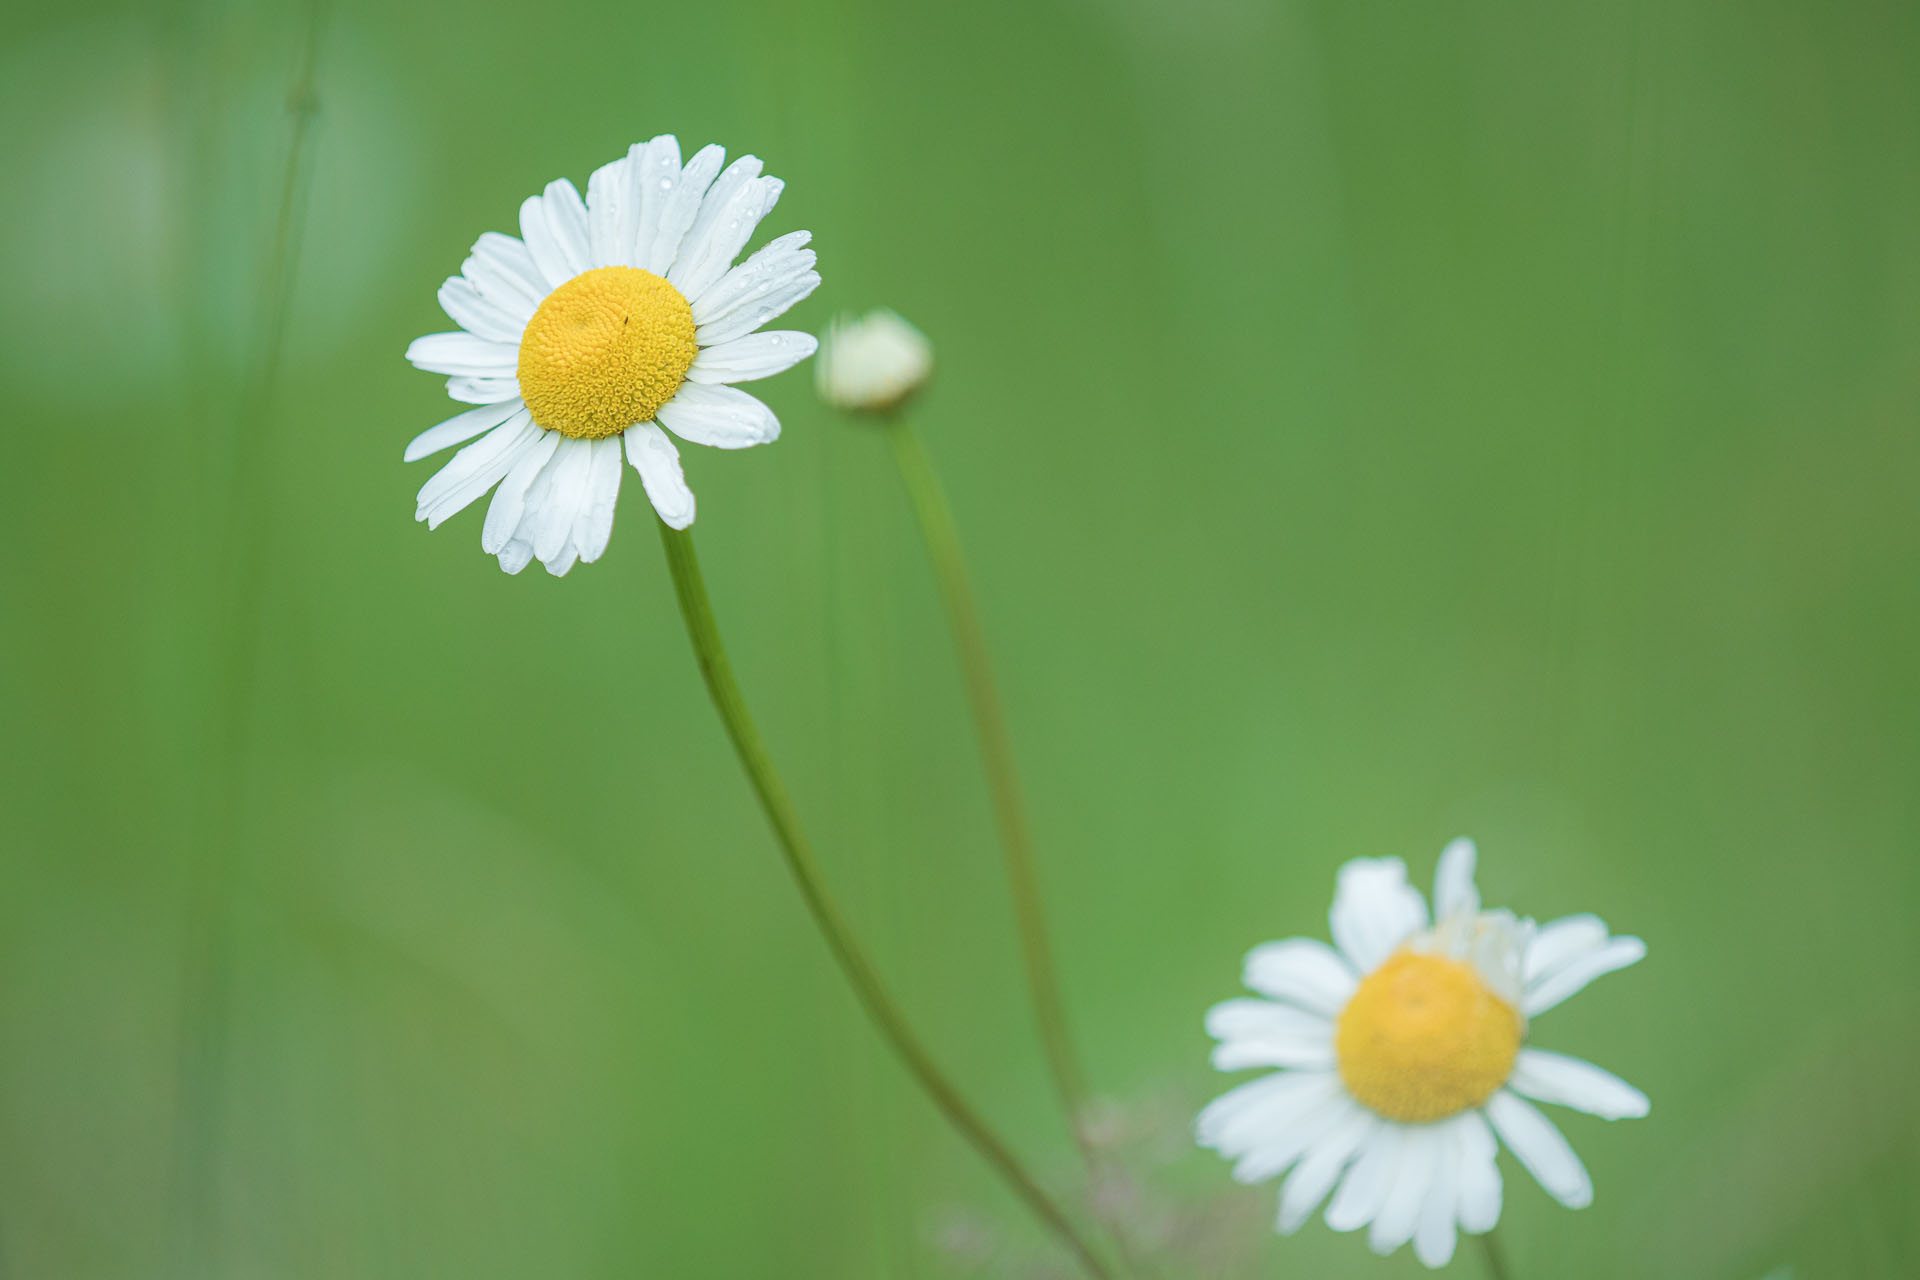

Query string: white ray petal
[406,332,518,378]
[1412,1125,1462,1268]
[645,142,725,275]
[1325,1123,1402,1233]
[403,399,525,462]
[1242,938,1357,1017]
[1195,1071,1331,1152]
[1523,936,1645,1016]
[528,436,595,563]
[686,331,818,385]
[1508,1049,1649,1119]
[415,411,539,529]
[1228,1076,1351,1185]
[694,269,821,348]
[1205,999,1336,1072]
[464,232,545,316]
[1524,914,1610,984]
[1369,1124,1441,1255]
[1277,1105,1375,1233]
[1485,1090,1593,1209]
[1453,1110,1503,1233]
[1433,837,1480,920]
[625,423,696,529]
[482,430,560,555]
[437,276,524,344]
[572,435,625,564]
[628,134,681,271]
[690,230,814,325]
[445,375,520,406]
[1330,858,1430,973]
[655,382,781,450]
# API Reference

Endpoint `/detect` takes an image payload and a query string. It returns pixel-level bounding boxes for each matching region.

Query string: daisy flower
[1197,840,1648,1267]
[403,135,820,575]
[816,308,933,413]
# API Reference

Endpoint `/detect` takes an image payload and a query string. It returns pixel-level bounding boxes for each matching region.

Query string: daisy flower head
[816,308,932,414]
[1197,840,1648,1268]
[403,136,820,575]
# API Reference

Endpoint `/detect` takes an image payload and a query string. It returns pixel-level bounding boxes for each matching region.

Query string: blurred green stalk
[173,4,328,1275]
[881,422,1097,1136]
[656,522,1114,1280]
[1480,1228,1514,1280]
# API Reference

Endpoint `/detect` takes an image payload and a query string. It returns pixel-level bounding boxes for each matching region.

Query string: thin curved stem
[1479,1228,1514,1280]
[881,420,1092,1142]
[656,522,1113,1280]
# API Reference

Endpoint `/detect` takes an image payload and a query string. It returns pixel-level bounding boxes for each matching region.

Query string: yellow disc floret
[516,266,697,439]
[1335,949,1522,1123]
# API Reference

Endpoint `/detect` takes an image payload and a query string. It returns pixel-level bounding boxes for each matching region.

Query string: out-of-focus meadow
[2,0,1917,1275]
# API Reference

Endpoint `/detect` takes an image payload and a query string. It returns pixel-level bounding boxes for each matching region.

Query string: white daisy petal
[1412,1125,1463,1268]
[542,543,580,577]
[690,230,815,324]
[1229,1075,1352,1185]
[1242,938,1358,1016]
[1523,935,1645,1016]
[1433,838,1480,920]
[655,382,781,450]
[1195,1071,1331,1152]
[628,134,682,270]
[695,269,822,348]
[1453,1110,1503,1234]
[1278,1104,1375,1233]
[406,332,518,377]
[666,156,762,292]
[415,411,539,529]
[671,162,784,301]
[1205,999,1336,1072]
[445,375,521,406]
[1330,858,1430,973]
[528,436,595,563]
[464,232,545,316]
[496,536,535,575]
[572,436,625,564]
[1509,1049,1649,1119]
[687,331,818,385]
[403,399,526,462]
[540,179,590,277]
[481,429,559,555]
[645,142,725,275]
[585,151,636,268]
[1370,1124,1441,1255]
[1485,1090,1593,1209]
[520,189,579,288]
[625,423,696,529]
[437,276,525,344]
[1524,914,1610,984]
[1325,1123,1402,1233]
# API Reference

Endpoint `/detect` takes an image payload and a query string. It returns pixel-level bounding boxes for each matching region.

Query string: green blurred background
[2,0,1916,1275]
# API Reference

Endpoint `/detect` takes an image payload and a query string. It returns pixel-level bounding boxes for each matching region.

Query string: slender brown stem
[656,522,1113,1280]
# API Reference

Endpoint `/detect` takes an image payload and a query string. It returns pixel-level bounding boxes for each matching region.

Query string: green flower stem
[880,419,1093,1146]
[1479,1228,1514,1280]
[656,522,1113,1280]
[174,6,328,1274]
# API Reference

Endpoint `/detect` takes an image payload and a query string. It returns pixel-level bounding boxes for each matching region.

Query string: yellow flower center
[516,266,697,439]
[1334,949,1522,1124]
